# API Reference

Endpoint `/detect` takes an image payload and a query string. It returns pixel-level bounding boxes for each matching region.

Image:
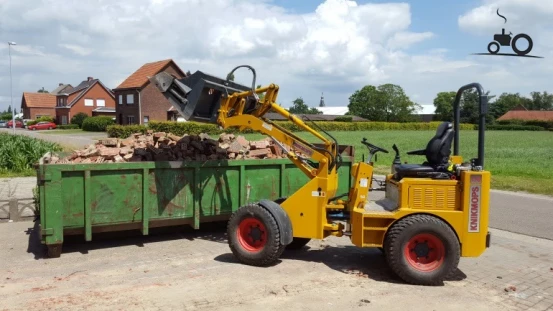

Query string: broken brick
[248,148,270,158]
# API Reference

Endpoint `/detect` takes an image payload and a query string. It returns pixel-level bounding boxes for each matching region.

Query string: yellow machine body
[151,68,491,281]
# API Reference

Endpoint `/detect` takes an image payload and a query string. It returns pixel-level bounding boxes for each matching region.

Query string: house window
[118,94,123,105]
[127,94,134,104]
[143,116,149,124]
[96,99,105,107]
[84,99,93,106]
[61,116,68,125]
[127,115,135,124]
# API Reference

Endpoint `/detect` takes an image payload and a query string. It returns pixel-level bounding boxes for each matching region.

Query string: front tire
[384,214,460,286]
[227,203,285,266]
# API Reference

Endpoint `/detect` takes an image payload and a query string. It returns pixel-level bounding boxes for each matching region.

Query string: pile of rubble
[45,132,287,164]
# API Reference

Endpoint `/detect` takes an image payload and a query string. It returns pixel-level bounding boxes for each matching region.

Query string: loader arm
[150,66,338,179]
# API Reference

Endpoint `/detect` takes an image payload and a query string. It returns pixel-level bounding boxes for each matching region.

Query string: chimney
[87,76,93,81]
[59,83,63,86]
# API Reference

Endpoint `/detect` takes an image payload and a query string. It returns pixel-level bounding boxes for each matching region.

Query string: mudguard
[258,199,293,245]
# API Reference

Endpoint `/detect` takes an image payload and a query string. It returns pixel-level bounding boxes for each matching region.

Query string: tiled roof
[69,79,98,95]
[22,92,56,108]
[51,84,73,95]
[116,59,183,90]
[66,80,114,107]
[497,110,553,121]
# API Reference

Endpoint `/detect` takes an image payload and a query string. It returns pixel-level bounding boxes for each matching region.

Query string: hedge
[71,112,89,128]
[58,124,80,130]
[82,116,115,132]
[106,121,476,138]
[480,124,545,131]
[106,124,148,138]
[496,119,553,130]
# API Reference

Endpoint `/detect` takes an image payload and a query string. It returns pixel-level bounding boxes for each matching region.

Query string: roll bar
[452,83,488,169]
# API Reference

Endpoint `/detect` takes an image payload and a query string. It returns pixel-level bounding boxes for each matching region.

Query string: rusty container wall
[37,146,355,255]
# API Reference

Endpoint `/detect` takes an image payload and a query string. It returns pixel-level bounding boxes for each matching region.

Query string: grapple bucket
[149,70,254,124]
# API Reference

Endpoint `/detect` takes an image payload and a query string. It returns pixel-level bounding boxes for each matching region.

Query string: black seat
[394,122,454,180]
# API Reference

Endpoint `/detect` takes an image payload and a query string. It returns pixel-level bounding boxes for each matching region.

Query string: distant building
[412,104,435,122]
[21,92,56,120]
[113,59,186,125]
[497,105,553,121]
[318,106,349,115]
[55,77,116,125]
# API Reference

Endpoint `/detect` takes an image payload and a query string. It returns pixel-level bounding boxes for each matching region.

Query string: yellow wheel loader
[152,65,491,285]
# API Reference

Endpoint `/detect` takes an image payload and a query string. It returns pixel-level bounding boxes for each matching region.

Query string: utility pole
[8,41,17,134]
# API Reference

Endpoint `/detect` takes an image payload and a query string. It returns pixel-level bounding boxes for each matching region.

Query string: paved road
[490,190,553,241]
[1,220,552,310]
[0,128,105,149]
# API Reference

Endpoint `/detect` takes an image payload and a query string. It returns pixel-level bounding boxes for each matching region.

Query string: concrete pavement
[1,220,552,310]
[0,128,105,149]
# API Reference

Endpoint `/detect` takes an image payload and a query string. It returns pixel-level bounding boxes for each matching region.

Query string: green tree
[489,92,532,120]
[227,72,235,81]
[459,89,491,124]
[348,84,419,122]
[37,87,48,93]
[433,91,456,121]
[71,112,89,128]
[256,84,265,102]
[288,97,322,114]
[0,113,12,121]
[528,91,553,110]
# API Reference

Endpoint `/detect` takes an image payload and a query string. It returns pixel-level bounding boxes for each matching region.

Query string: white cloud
[59,44,93,56]
[1,0,551,115]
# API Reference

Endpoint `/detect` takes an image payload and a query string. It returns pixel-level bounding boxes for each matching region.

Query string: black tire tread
[384,214,460,286]
[227,203,283,267]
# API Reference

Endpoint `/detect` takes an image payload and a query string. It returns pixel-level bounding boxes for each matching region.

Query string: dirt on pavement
[3,220,552,311]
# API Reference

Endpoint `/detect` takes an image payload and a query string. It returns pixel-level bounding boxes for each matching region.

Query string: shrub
[334,116,353,122]
[71,112,89,128]
[26,120,38,126]
[0,133,63,172]
[82,116,115,132]
[106,124,148,138]
[478,124,544,131]
[496,119,553,130]
[58,124,80,130]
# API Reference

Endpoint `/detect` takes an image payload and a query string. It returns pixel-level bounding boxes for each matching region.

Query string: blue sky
[1,0,552,113]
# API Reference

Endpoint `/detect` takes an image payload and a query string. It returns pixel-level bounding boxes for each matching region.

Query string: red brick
[248,148,270,158]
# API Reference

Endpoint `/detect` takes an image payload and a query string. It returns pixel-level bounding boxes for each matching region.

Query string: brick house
[21,93,56,119]
[113,59,187,125]
[55,77,116,125]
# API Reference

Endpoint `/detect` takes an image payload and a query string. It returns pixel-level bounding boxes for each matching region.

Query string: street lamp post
[8,41,17,134]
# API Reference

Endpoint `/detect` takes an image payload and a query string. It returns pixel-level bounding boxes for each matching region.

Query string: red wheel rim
[237,217,267,252]
[404,233,445,272]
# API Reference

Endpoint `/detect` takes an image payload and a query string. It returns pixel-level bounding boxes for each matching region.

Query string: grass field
[243,130,553,195]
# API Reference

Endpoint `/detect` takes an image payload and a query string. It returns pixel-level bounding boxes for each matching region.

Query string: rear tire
[227,203,284,266]
[384,214,460,286]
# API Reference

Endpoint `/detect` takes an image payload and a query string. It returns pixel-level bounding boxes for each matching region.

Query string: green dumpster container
[37,145,355,257]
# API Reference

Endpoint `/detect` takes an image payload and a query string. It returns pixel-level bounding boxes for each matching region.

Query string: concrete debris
[49,132,289,164]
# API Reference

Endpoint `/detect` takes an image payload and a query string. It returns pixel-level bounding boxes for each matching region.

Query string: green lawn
[242,130,553,196]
